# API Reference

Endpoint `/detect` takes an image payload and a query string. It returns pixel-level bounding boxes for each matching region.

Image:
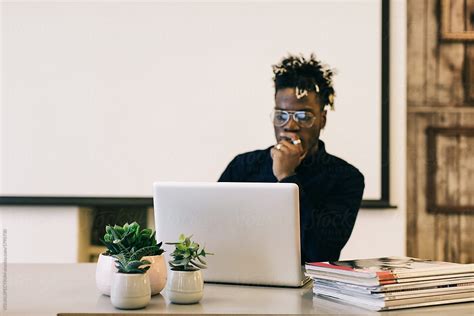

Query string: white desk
[3,264,474,315]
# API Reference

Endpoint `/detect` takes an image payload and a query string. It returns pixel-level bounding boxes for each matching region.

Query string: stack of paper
[305,256,474,311]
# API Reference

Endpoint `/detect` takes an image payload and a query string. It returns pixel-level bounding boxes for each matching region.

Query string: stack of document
[305,256,474,311]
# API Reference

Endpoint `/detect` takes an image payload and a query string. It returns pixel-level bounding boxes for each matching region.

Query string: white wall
[0,207,79,263]
[341,0,406,260]
[0,0,407,263]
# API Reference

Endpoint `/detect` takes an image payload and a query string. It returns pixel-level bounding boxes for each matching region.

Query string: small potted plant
[110,247,152,309]
[165,234,213,304]
[96,222,166,296]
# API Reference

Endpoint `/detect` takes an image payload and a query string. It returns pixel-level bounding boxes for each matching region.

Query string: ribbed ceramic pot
[95,253,116,296]
[96,253,167,296]
[110,272,151,309]
[142,254,167,295]
[166,270,204,304]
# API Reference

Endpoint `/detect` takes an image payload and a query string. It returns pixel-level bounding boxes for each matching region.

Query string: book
[306,256,474,311]
[313,277,474,294]
[317,293,474,311]
[314,288,474,309]
[306,270,474,286]
[306,257,474,285]
[314,281,474,300]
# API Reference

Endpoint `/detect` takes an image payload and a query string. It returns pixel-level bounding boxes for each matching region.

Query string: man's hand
[270,137,306,181]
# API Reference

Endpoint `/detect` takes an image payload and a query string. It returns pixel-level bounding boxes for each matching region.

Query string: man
[218,54,365,263]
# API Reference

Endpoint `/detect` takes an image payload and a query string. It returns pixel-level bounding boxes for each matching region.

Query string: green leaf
[131,222,140,232]
[190,260,206,269]
[197,256,207,265]
[114,225,125,235]
[105,225,113,234]
[172,258,190,266]
[130,246,160,261]
[176,244,187,251]
[167,234,212,270]
[184,237,191,247]
[126,260,144,270]
[113,253,127,266]
[142,228,152,236]
[121,229,133,241]
[110,229,120,241]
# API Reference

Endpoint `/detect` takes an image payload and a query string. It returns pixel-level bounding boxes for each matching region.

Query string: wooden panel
[427,127,474,213]
[407,112,474,263]
[459,113,474,263]
[443,115,459,263]
[467,0,474,31]
[407,1,474,264]
[458,213,474,263]
[77,207,94,263]
[438,43,465,105]
[407,0,427,105]
[433,113,457,262]
[437,0,465,105]
[448,0,465,32]
[441,0,474,40]
[414,114,436,260]
[407,0,468,104]
[466,45,474,102]
[426,0,439,104]
[407,114,416,257]
[465,0,474,102]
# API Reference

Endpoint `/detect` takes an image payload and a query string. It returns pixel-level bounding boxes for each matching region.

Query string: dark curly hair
[272,54,336,110]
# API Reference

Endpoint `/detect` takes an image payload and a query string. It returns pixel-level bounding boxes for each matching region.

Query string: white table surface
[2,263,474,315]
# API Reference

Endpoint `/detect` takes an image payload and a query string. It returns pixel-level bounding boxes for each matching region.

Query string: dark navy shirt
[218,140,365,263]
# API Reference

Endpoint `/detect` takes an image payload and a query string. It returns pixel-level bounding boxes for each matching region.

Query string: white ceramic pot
[166,270,204,304]
[143,254,167,295]
[96,253,116,296]
[111,272,151,309]
[96,253,167,296]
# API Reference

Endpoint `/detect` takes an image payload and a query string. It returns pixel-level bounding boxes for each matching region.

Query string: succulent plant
[112,243,152,274]
[166,234,213,271]
[101,222,164,257]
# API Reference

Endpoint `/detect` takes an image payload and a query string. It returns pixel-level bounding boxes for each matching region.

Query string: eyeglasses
[270,110,316,128]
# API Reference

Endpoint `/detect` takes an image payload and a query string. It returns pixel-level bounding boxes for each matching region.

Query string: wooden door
[407,0,474,263]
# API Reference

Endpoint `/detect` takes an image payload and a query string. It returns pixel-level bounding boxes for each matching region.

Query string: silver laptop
[153,182,309,287]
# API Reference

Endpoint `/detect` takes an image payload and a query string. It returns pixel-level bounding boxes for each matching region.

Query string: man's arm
[280,168,365,262]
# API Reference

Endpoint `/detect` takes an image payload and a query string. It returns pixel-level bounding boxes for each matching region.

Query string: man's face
[273,88,327,155]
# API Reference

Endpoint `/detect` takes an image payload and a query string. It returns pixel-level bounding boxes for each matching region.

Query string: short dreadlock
[272,54,336,110]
